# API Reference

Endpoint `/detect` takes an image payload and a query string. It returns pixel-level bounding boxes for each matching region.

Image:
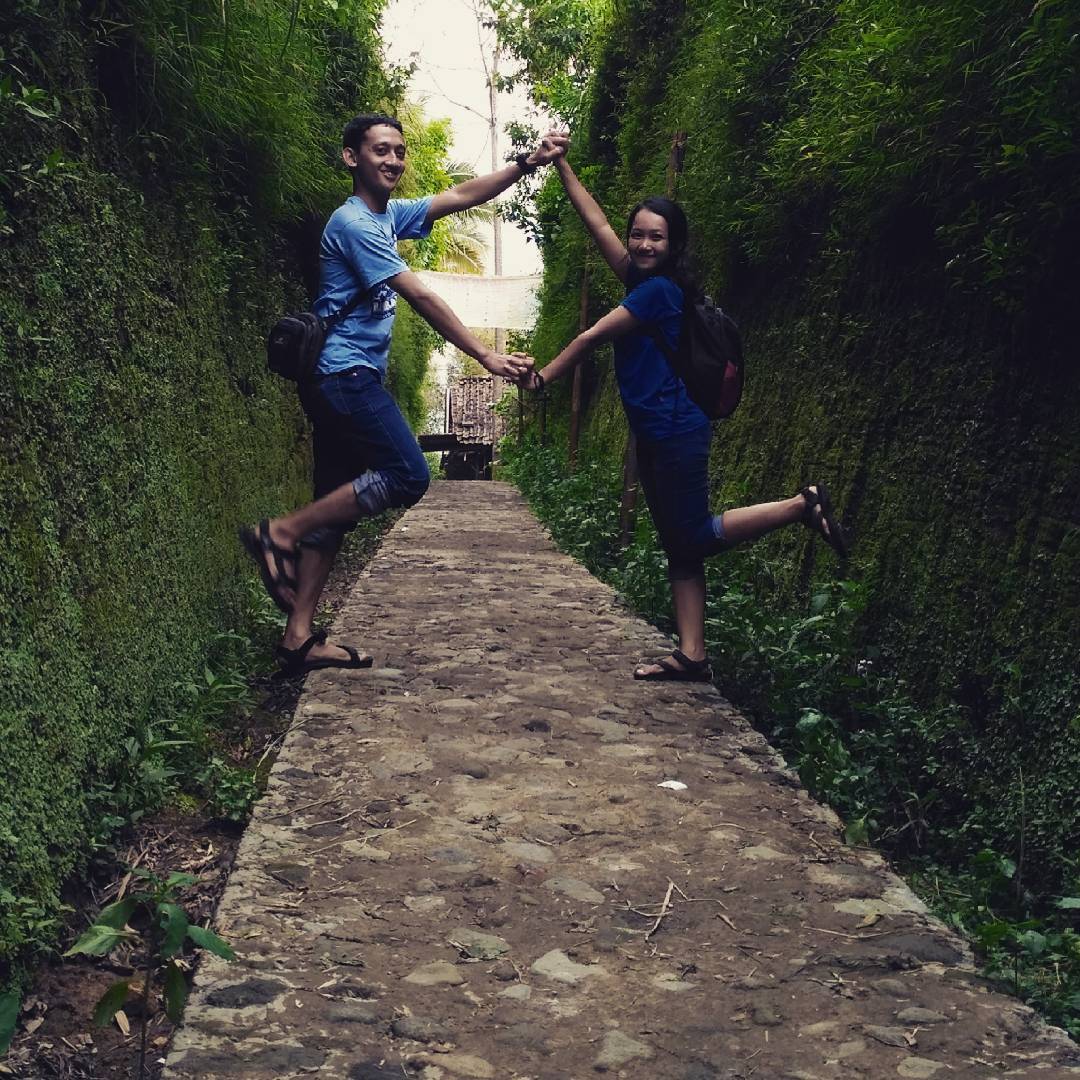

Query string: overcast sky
[382,0,542,276]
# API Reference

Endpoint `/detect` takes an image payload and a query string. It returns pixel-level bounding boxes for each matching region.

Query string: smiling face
[627,208,671,274]
[343,123,406,204]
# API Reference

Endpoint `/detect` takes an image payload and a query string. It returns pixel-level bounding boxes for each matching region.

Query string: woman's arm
[528,304,640,388]
[554,157,630,283]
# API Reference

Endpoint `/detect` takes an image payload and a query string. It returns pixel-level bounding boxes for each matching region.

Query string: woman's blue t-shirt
[616,274,709,440]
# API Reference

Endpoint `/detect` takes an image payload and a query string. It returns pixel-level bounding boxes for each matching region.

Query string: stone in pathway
[165,482,1080,1078]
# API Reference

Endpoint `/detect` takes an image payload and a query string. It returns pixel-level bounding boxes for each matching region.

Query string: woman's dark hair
[343,113,403,150]
[625,196,700,298]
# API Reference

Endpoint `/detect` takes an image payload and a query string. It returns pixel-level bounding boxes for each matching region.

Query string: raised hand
[533,130,570,165]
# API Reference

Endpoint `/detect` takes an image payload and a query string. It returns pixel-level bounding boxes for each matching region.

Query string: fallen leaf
[114,1010,131,1036]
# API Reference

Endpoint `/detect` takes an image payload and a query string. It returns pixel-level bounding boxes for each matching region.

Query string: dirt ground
[1,522,390,1080]
[153,482,1078,1080]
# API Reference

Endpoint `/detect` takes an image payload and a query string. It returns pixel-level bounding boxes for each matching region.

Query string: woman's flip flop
[633,649,713,682]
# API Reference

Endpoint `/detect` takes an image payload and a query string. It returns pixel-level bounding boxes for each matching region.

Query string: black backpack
[648,294,745,420]
[266,288,367,383]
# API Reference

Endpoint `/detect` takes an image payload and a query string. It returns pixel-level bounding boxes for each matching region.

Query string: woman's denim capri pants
[635,422,729,580]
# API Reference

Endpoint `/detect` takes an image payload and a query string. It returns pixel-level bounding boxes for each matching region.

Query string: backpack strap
[644,323,678,365]
[321,286,368,330]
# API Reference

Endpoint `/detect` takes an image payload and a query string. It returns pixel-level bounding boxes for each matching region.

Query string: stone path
[165,482,1079,1079]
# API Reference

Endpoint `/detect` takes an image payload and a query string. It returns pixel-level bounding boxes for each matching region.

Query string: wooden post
[517,384,524,443]
[619,129,687,547]
[617,432,638,547]
[568,264,590,472]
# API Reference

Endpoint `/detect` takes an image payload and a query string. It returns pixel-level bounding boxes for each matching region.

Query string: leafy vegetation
[0,0,458,1001]
[64,867,236,1078]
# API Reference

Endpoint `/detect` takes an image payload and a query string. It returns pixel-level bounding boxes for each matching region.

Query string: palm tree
[436,161,492,273]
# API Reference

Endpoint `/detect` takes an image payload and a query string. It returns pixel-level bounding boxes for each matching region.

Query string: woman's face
[628,209,670,273]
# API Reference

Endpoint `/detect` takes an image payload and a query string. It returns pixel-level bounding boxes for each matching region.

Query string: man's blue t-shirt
[616,274,709,440]
[315,195,434,377]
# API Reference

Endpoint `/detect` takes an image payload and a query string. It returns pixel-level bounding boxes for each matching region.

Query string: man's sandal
[275,629,373,678]
[800,483,850,558]
[633,649,713,682]
[240,519,299,613]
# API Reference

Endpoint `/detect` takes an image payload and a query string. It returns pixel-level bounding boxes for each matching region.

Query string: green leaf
[186,924,236,961]
[165,872,198,890]
[64,923,127,957]
[92,981,131,1027]
[163,962,187,1023]
[95,898,137,929]
[1055,897,1080,910]
[843,817,869,846]
[0,990,20,1054]
[158,903,189,960]
[976,919,1012,950]
[1016,929,1048,957]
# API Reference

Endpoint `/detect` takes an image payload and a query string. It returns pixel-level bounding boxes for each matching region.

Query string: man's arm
[526,305,639,387]
[425,133,568,223]
[388,269,533,380]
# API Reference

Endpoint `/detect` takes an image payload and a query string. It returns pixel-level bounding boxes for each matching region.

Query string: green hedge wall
[522,0,1080,895]
[0,164,312,966]
[0,0,442,978]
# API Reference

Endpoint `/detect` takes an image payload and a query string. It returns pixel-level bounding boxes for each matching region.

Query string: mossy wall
[0,0,441,975]
[524,0,1080,893]
[0,164,312,964]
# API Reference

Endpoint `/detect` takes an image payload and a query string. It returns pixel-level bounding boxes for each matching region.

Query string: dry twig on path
[645,881,675,940]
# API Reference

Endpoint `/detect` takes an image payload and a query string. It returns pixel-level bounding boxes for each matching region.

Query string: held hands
[530,130,570,167]
[483,350,534,381]
[517,369,545,392]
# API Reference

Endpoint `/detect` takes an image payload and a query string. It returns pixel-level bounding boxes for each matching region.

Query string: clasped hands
[481,351,543,389]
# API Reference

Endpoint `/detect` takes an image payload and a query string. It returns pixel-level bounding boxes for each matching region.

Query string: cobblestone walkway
[165,482,1079,1080]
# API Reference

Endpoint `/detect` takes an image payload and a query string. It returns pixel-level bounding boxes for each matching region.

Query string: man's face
[343,124,406,197]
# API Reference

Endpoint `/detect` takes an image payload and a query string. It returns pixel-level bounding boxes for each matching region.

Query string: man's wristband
[514,152,538,176]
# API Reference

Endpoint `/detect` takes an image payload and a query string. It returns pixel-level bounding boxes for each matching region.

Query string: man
[242,114,566,675]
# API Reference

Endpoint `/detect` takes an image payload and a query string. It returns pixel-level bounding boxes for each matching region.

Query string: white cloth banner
[415,271,542,331]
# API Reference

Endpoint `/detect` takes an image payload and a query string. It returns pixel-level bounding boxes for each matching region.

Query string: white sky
[381,0,542,276]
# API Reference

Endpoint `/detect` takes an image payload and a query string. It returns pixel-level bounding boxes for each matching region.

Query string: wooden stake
[568,264,590,471]
[617,432,638,548]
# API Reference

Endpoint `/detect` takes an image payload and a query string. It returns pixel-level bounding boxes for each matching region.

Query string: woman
[524,153,849,681]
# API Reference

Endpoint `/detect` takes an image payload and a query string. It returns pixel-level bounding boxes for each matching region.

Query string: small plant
[0,989,20,1055]
[198,757,260,823]
[64,868,236,1079]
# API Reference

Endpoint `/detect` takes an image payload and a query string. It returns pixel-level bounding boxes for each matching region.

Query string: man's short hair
[343,113,403,150]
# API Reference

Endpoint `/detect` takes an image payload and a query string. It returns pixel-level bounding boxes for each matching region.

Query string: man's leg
[276,537,374,665]
[245,368,428,655]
